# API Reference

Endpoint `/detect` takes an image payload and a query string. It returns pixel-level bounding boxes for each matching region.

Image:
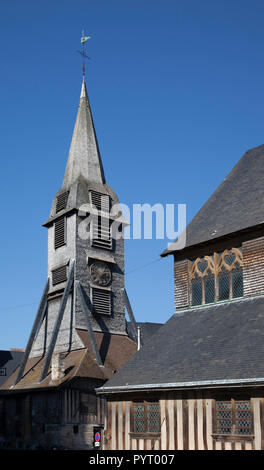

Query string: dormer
[161,144,264,311]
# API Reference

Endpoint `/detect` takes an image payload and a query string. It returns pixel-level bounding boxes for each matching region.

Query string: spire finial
[77,31,91,78]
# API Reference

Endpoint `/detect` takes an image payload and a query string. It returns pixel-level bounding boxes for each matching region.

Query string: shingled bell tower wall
[30,79,127,358]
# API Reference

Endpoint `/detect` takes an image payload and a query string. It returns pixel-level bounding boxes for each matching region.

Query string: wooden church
[98,144,264,451]
[0,77,160,450]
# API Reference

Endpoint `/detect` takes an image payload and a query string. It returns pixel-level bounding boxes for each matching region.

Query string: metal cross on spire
[77,31,91,78]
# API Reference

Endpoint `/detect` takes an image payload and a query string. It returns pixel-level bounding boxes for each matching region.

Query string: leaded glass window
[218,268,230,301]
[147,402,160,432]
[133,401,160,434]
[204,275,215,304]
[189,247,243,306]
[134,402,145,432]
[192,275,202,306]
[215,398,253,436]
[235,400,252,435]
[215,400,233,434]
[233,270,243,298]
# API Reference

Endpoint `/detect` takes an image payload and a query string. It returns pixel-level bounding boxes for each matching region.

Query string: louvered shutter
[90,190,110,212]
[91,217,112,250]
[56,191,69,213]
[54,217,66,249]
[52,265,68,286]
[92,288,111,315]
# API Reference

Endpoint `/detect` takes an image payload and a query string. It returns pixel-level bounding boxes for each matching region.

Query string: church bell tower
[19,75,130,376]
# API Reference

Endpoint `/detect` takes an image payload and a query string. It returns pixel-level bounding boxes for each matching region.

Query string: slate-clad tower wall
[30,79,127,358]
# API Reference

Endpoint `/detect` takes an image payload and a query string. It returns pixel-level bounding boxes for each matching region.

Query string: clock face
[90,261,111,287]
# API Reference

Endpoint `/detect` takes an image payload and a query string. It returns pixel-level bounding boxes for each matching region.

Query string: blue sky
[1,0,264,349]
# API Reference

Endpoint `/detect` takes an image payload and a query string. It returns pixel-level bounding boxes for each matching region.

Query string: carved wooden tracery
[189,248,243,306]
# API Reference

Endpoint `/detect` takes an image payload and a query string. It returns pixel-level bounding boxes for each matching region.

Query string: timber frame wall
[105,389,264,451]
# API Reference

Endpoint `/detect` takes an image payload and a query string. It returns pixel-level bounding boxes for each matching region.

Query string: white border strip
[97,377,264,394]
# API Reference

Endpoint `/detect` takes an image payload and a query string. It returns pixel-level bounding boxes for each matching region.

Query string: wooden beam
[76,280,103,367]
[39,260,75,382]
[14,278,50,385]
[122,289,138,341]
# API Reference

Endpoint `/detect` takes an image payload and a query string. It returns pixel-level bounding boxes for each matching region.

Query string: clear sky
[1,0,264,349]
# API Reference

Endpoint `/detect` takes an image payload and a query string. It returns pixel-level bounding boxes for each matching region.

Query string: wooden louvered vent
[52,265,68,286]
[54,217,66,249]
[92,288,111,315]
[56,191,69,213]
[92,217,112,250]
[90,190,110,212]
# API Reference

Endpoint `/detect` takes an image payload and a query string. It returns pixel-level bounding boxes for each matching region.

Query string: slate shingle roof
[126,322,163,345]
[0,350,24,387]
[62,79,105,189]
[162,144,264,256]
[98,295,264,393]
[0,332,137,393]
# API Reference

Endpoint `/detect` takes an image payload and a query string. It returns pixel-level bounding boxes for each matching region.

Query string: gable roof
[162,144,264,257]
[97,295,264,393]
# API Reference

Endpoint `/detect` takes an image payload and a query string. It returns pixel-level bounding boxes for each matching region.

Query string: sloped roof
[62,79,105,188]
[126,322,163,345]
[76,330,137,371]
[162,144,264,256]
[0,350,24,387]
[98,295,264,393]
[0,332,137,393]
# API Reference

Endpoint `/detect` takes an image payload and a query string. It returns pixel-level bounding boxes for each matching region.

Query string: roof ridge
[162,143,264,256]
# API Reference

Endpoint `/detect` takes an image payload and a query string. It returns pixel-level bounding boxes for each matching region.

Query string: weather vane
[77,30,91,78]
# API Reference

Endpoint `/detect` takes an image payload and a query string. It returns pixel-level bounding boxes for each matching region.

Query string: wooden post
[76,280,103,366]
[24,395,31,445]
[39,260,75,382]
[122,289,138,342]
[15,278,50,385]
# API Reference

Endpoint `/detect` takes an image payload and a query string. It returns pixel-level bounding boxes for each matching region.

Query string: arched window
[189,247,243,306]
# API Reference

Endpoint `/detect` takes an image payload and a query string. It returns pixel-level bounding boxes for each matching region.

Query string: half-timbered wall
[0,386,106,450]
[63,388,105,426]
[105,391,264,451]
